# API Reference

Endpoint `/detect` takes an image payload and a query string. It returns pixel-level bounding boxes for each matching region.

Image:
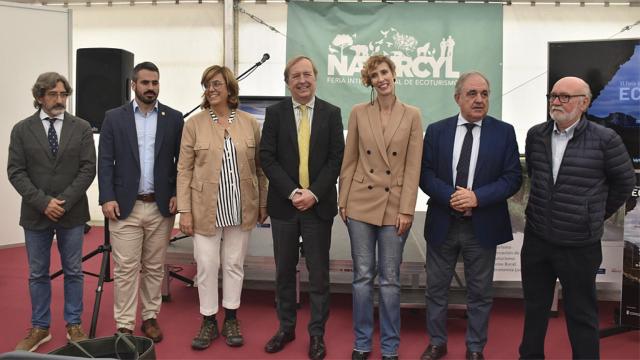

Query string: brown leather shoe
[421,344,448,360]
[141,318,163,343]
[466,350,484,360]
[117,327,133,335]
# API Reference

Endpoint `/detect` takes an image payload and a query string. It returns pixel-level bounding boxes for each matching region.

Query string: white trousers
[193,226,250,316]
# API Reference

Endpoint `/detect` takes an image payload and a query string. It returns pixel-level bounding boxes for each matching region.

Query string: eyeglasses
[202,80,226,91]
[45,91,69,99]
[546,94,586,103]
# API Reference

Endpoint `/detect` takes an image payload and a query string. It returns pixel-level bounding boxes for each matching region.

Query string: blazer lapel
[443,116,457,185]
[475,116,491,177]
[124,104,141,168]
[383,100,406,149]
[154,103,166,158]
[55,113,75,163]
[309,99,325,155]
[367,103,390,167]
[286,99,299,154]
[27,113,55,161]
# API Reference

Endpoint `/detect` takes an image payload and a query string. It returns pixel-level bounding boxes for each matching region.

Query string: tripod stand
[50,219,113,338]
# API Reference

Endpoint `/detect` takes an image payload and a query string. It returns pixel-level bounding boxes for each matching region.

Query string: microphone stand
[182,56,269,119]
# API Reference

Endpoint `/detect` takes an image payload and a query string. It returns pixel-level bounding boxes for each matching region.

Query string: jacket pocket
[353,172,364,183]
[190,180,204,192]
[246,139,256,159]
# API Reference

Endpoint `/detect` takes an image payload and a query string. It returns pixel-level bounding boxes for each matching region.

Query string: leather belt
[136,193,156,202]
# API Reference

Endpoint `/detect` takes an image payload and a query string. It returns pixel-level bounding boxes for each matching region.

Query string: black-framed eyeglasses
[546,94,586,103]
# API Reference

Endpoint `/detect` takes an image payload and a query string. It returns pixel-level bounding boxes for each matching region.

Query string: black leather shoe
[264,330,295,353]
[352,350,371,360]
[308,335,326,360]
[466,350,484,360]
[421,344,448,360]
[382,356,398,360]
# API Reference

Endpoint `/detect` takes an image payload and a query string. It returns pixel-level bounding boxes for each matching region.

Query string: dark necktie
[47,118,59,156]
[455,123,476,188]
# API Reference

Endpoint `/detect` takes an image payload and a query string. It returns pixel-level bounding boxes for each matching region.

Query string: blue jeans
[24,224,85,328]
[347,218,408,357]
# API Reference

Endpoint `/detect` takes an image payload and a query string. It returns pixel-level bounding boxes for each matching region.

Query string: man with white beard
[519,76,635,359]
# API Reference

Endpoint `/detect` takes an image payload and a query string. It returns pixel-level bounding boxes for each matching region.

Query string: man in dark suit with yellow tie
[8,72,96,351]
[260,56,345,360]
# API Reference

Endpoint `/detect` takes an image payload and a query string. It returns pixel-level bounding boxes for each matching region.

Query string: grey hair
[31,72,72,108]
[454,71,490,96]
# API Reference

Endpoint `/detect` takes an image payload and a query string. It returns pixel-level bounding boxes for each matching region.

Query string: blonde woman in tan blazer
[338,55,423,360]
[177,65,268,351]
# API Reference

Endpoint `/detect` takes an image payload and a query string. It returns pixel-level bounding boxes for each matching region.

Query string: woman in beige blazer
[177,65,268,351]
[338,55,423,360]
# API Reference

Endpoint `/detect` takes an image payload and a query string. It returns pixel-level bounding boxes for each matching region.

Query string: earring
[370,87,375,105]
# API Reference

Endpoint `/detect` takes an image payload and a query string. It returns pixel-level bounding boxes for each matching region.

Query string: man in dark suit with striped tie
[8,72,96,351]
[419,71,522,360]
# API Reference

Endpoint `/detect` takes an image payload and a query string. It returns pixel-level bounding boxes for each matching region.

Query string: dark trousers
[426,219,497,352]
[519,230,602,360]
[271,211,332,336]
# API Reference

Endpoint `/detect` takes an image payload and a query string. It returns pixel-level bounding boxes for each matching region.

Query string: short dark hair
[200,65,239,110]
[31,72,72,109]
[284,56,318,83]
[132,62,159,82]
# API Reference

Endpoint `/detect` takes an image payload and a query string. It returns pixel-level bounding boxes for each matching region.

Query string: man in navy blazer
[419,72,522,360]
[98,62,183,341]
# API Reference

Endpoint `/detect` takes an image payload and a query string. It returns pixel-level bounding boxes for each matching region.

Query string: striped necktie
[298,105,310,188]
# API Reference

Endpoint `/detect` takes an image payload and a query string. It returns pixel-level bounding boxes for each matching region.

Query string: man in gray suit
[8,72,96,352]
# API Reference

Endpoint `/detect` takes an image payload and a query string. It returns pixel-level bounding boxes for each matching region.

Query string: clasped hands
[44,198,66,222]
[292,189,316,212]
[450,186,478,212]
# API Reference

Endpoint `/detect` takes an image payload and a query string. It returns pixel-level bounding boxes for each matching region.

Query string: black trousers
[271,211,332,337]
[519,229,602,360]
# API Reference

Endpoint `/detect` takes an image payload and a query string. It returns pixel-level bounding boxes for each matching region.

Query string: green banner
[286,2,503,126]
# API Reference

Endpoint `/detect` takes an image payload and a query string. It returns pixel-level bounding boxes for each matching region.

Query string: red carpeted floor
[0,227,638,359]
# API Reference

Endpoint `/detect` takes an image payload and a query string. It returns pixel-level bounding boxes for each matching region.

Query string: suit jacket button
[366,150,371,154]
[385,187,389,192]
[392,151,397,156]
[386,170,391,175]
[367,185,373,190]
[370,169,374,173]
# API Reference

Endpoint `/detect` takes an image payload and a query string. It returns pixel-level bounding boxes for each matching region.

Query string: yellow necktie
[298,104,310,189]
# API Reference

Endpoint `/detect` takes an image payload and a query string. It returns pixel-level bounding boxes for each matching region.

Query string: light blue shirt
[551,119,579,184]
[452,114,482,189]
[133,100,158,195]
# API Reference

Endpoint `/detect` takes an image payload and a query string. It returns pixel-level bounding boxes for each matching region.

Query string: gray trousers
[425,218,497,352]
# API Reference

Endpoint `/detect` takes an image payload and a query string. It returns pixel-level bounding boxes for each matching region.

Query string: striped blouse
[210,109,242,228]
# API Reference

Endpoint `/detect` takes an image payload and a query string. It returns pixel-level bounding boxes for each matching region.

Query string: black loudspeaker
[76,48,134,132]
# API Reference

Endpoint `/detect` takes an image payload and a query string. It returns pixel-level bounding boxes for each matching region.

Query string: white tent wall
[71,4,224,223]
[0,2,70,247]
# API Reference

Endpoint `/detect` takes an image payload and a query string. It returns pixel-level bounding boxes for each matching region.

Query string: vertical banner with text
[286,2,503,127]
